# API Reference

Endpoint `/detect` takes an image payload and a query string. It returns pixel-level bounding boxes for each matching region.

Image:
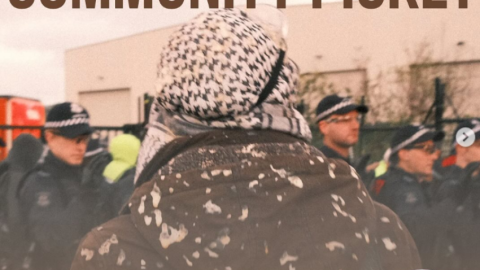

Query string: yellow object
[375,160,388,178]
[103,134,141,183]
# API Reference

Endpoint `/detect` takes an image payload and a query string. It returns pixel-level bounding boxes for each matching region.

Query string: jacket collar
[390,166,420,183]
[320,145,351,165]
[42,151,83,180]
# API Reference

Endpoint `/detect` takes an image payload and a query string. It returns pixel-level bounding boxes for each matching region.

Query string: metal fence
[1,78,477,162]
[0,120,476,163]
[310,77,479,163]
[352,118,477,162]
[0,124,145,148]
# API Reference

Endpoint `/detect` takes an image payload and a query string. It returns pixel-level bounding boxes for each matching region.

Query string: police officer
[315,94,368,164]
[434,120,480,270]
[371,125,453,269]
[435,119,480,202]
[315,95,377,184]
[371,125,444,201]
[18,102,114,270]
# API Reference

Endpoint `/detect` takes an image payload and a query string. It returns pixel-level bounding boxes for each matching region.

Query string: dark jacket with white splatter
[71,130,421,270]
[19,151,115,270]
[371,167,458,270]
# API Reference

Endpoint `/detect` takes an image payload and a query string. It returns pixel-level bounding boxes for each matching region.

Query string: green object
[103,134,141,183]
[375,160,388,178]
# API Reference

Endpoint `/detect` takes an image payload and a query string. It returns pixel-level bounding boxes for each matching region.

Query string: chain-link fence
[350,118,478,163]
[0,124,145,160]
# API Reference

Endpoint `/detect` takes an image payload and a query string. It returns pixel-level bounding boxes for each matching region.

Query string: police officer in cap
[435,119,480,202]
[315,95,375,183]
[434,120,480,270]
[371,125,444,200]
[371,125,453,269]
[315,95,368,163]
[18,102,114,270]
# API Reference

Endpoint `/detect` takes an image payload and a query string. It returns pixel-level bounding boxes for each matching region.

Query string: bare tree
[394,41,471,124]
[298,41,474,125]
[298,72,349,122]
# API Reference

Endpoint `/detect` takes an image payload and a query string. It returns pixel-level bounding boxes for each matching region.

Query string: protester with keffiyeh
[71,8,421,270]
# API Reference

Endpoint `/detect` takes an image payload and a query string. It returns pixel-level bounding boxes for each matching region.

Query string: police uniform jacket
[371,167,457,270]
[434,161,480,270]
[19,151,114,270]
[320,145,351,165]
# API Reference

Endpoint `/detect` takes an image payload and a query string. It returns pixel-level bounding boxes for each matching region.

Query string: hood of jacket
[103,134,140,182]
[6,134,44,172]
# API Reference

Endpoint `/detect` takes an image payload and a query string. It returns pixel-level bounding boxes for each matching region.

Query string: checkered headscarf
[135,8,311,183]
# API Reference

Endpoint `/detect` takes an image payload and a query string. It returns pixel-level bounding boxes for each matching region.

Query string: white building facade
[65,1,480,126]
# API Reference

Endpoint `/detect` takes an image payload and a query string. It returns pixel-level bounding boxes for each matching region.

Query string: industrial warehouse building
[65,0,480,127]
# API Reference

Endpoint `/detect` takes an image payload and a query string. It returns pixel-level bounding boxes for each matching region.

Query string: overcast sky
[0,0,344,106]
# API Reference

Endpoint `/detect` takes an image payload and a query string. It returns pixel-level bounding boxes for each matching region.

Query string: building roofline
[65,22,183,52]
[0,95,41,102]
[65,2,343,52]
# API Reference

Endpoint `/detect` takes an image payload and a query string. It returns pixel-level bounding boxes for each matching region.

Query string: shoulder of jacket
[74,216,141,269]
[372,171,414,196]
[72,229,111,270]
[383,169,417,184]
[20,167,57,197]
[25,167,54,184]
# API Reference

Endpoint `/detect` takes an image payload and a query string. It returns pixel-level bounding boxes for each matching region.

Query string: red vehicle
[0,96,45,161]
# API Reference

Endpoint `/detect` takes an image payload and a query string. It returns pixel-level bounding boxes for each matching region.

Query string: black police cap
[315,94,368,123]
[45,102,93,138]
[390,125,444,155]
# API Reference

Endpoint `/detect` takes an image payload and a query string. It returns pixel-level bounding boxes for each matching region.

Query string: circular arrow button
[456,127,476,147]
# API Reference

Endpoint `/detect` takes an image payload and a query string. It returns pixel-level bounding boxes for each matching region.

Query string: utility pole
[434,77,445,132]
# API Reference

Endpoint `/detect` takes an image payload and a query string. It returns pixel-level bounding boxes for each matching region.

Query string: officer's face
[454,138,480,168]
[319,111,361,148]
[465,140,480,163]
[45,131,89,166]
[398,141,439,177]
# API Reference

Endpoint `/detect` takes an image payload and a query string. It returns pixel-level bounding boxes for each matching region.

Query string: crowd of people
[316,92,480,270]
[0,102,141,270]
[1,7,480,270]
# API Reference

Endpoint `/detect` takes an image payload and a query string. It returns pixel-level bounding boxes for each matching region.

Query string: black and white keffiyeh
[135,8,311,183]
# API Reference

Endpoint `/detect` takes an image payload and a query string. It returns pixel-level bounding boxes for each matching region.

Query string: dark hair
[44,128,59,134]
